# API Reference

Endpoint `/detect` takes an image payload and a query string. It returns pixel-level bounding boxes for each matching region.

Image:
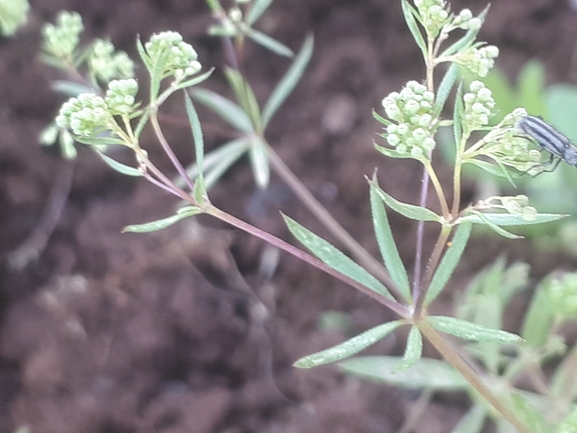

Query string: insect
[516,115,577,172]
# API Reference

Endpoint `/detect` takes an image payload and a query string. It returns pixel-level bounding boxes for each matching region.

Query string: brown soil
[1,1,577,432]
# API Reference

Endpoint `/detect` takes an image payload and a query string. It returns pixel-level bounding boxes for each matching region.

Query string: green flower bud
[144,31,202,80]
[414,0,450,37]
[88,39,135,84]
[454,45,499,78]
[105,79,139,115]
[463,81,495,130]
[388,134,400,146]
[377,80,437,160]
[57,93,113,137]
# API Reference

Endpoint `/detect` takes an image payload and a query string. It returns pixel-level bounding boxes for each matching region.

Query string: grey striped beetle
[516,115,577,172]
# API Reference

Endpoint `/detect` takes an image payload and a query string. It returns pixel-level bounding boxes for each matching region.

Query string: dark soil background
[2,1,577,432]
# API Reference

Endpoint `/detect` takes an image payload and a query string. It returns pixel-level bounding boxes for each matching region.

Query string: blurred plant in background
[0,0,28,36]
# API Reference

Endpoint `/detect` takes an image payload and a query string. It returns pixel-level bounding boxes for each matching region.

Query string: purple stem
[412,167,430,302]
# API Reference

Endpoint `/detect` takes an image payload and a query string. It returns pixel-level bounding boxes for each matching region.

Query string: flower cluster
[500,195,537,221]
[475,195,537,222]
[463,80,495,130]
[413,1,481,37]
[413,0,449,37]
[88,39,135,84]
[453,45,499,77]
[485,132,540,173]
[56,79,139,138]
[144,31,202,80]
[42,11,83,62]
[56,93,113,137]
[104,79,139,115]
[471,108,543,173]
[380,81,436,159]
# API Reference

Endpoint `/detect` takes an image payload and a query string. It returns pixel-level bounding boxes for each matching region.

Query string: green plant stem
[423,160,450,218]
[265,144,398,293]
[426,38,435,93]
[134,146,191,200]
[451,156,463,218]
[414,226,451,314]
[149,111,196,192]
[413,37,440,298]
[418,321,530,433]
[206,203,410,318]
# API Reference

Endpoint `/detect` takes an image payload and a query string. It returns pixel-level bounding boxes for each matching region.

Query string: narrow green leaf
[395,326,423,371]
[134,107,151,139]
[283,215,393,299]
[401,0,427,59]
[294,320,403,368]
[246,28,293,58]
[203,141,249,189]
[184,92,203,172]
[427,316,522,344]
[135,36,151,72]
[435,63,459,114]
[246,0,274,26]
[551,347,577,402]
[41,55,66,70]
[339,356,468,390]
[520,282,554,347]
[510,393,548,433]
[262,34,313,127]
[190,88,254,133]
[248,135,270,188]
[458,212,565,226]
[148,46,172,102]
[453,82,464,149]
[463,158,516,180]
[178,138,250,190]
[372,183,442,222]
[466,211,522,239]
[51,80,95,96]
[369,178,411,301]
[373,109,391,126]
[74,136,127,147]
[96,151,142,177]
[173,68,214,91]
[184,92,206,202]
[425,223,472,306]
[122,206,202,233]
[375,144,420,160]
[224,68,262,130]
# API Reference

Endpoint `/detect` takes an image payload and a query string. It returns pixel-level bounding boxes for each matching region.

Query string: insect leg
[539,155,562,173]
